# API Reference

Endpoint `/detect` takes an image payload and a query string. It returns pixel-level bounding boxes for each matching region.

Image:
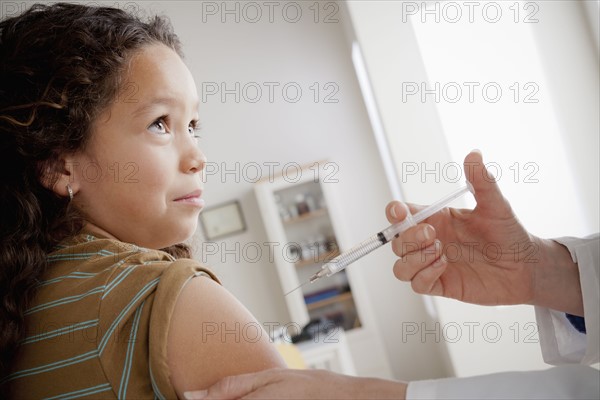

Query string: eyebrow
[131,96,200,117]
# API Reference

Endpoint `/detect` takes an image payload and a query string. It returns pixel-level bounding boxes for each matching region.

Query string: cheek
[75,141,177,210]
[126,156,174,195]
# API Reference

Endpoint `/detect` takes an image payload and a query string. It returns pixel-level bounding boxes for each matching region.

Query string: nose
[181,140,206,174]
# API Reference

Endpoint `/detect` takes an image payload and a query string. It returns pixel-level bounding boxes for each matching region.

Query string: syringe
[294,183,474,291]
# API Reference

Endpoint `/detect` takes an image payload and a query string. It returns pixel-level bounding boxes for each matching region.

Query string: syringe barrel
[381,219,414,242]
[381,185,471,241]
[323,234,385,276]
[315,184,473,282]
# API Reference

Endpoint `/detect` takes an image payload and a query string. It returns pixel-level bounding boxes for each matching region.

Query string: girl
[0,3,284,398]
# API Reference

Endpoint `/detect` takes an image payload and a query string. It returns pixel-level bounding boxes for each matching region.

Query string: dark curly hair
[0,2,190,376]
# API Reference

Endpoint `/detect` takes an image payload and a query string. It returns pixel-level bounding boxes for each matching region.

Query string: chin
[143,219,197,250]
[173,223,198,245]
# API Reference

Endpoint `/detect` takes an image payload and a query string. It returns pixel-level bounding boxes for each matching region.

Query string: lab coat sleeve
[407,234,600,399]
[535,234,599,365]
[406,365,599,399]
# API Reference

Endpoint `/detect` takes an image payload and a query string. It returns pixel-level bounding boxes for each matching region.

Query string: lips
[174,189,204,207]
[174,189,202,201]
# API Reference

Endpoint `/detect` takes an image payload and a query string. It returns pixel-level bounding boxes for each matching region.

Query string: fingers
[393,238,443,279]
[390,223,436,257]
[386,208,446,296]
[386,200,440,277]
[410,255,447,295]
[463,150,511,215]
[184,391,207,400]
[185,369,285,400]
[392,238,447,296]
[385,201,409,224]
[385,200,425,224]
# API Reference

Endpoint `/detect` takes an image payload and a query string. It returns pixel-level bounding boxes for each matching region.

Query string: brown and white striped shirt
[3,231,218,399]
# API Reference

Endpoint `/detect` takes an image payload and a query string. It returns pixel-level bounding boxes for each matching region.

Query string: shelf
[282,208,327,224]
[295,249,340,268]
[307,291,354,311]
[254,163,391,377]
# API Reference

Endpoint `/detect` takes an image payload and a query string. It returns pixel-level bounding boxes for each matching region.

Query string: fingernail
[184,390,207,400]
[390,203,402,219]
[432,255,446,268]
[417,225,433,242]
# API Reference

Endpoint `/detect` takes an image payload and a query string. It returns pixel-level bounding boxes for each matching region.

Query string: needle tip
[284,281,308,296]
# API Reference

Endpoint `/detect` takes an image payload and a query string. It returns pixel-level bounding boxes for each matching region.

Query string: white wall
[529,1,599,235]
[582,0,600,58]
[344,1,456,206]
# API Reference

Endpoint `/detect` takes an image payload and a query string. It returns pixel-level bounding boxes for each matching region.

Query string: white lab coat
[407,234,600,399]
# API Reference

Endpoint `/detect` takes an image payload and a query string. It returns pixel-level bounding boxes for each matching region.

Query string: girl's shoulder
[47,230,176,276]
[40,230,213,299]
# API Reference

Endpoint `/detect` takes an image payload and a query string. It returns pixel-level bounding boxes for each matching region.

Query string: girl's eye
[148,117,168,135]
[188,121,202,139]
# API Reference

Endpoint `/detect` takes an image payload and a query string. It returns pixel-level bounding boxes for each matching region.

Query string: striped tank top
[2,231,218,399]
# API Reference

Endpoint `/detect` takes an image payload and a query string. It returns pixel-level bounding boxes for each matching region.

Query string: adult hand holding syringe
[285,182,474,295]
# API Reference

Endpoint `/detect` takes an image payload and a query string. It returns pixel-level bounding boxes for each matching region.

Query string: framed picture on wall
[199,200,246,240]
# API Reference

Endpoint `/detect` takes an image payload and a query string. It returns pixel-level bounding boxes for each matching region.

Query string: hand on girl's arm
[183,368,407,400]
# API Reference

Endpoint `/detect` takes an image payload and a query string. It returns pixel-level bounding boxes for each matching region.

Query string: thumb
[184,375,246,400]
[185,369,281,400]
[184,390,209,400]
[463,150,511,215]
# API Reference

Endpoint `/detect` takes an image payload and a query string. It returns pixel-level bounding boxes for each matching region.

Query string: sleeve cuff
[552,235,599,365]
[406,366,600,399]
[565,314,586,334]
[148,260,219,399]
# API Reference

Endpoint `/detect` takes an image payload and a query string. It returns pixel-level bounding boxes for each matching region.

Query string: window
[409,0,590,237]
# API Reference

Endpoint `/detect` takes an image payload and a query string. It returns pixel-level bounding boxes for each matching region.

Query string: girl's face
[71,43,206,249]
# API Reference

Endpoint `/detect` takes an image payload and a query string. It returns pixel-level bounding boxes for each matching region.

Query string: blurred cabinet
[254,162,393,378]
[255,163,359,331]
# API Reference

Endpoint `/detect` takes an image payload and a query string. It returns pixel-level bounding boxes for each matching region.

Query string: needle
[284,280,310,296]
[283,184,474,296]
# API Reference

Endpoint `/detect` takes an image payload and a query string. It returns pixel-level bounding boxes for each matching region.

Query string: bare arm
[167,276,286,398]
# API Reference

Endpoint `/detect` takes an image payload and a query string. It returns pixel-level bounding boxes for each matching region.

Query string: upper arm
[167,276,286,398]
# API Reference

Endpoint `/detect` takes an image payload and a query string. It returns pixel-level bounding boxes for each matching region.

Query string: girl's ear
[39,156,80,199]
